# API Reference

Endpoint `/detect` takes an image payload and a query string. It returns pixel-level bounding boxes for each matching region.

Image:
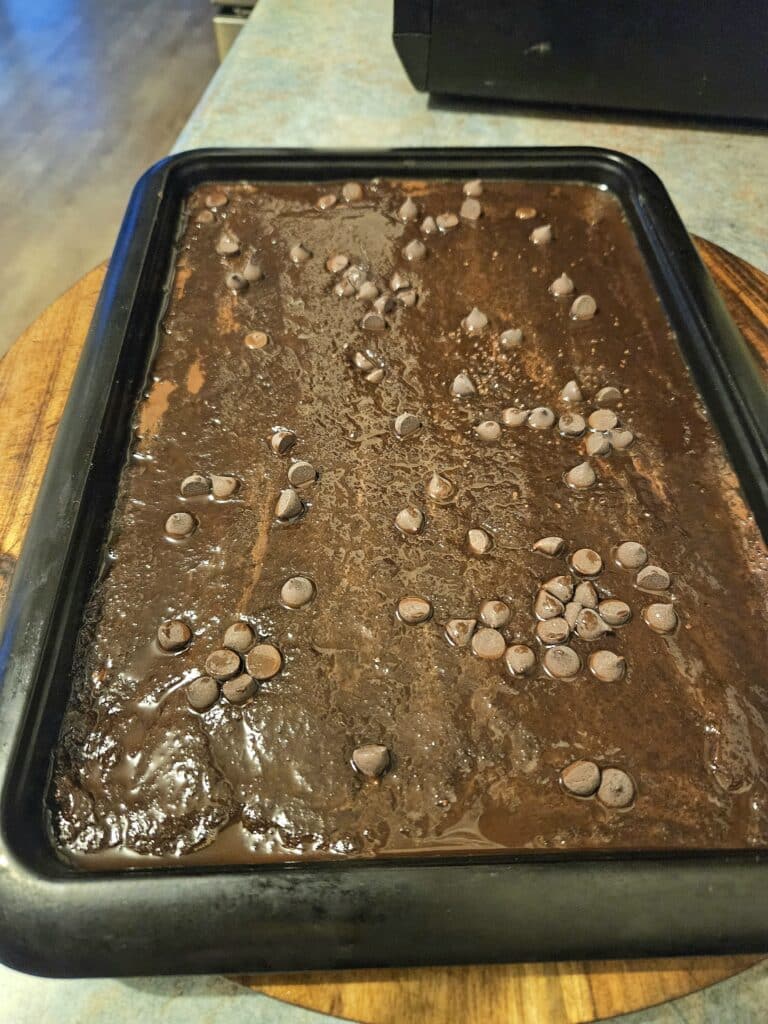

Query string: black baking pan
[0,149,767,978]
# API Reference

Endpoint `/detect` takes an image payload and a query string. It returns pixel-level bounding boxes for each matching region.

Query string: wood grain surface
[0,241,765,1024]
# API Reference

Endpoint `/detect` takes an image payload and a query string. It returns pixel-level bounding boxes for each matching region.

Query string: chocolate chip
[225,271,248,292]
[275,487,303,521]
[588,650,626,682]
[616,541,647,570]
[187,676,219,712]
[342,182,364,202]
[245,330,270,349]
[288,460,317,486]
[420,215,438,235]
[599,600,632,626]
[550,273,574,297]
[385,271,406,293]
[575,608,612,641]
[180,473,210,497]
[316,193,337,210]
[211,475,239,499]
[245,643,283,680]
[499,328,523,349]
[445,618,477,647]
[460,197,482,220]
[574,581,598,608]
[222,673,256,705]
[475,420,501,442]
[527,407,555,430]
[205,190,228,209]
[361,311,386,331]
[608,428,634,450]
[571,295,597,320]
[643,602,678,634]
[289,243,312,264]
[479,599,510,628]
[570,548,603,576]
[565,461,596,489]
[344,265,368,289]
[504,644,536,676]
[585,433,611,457]
[394,412,422,437]
[515,206,537,219]
[463,179,483,197]
[223,622,256,654]
[373,293,395,316]
[597,767,635,808]
[561,759,601,797]
[270,429,297,455]
[596,385,622,406]
[352,743,390,778]
[543,575,574,602]
[196,209,215,225]
[396,506,425,535]
[205,648,241,681]
[403,238,427,261]
[436,212,459,232]
[467,527,493,556]
[398,197,419,222]
[636,565,670,591]
[215,229,240,256]
[157,619,192,652]
[560,380,583,403]
[243,258,264,282]
[426,472,456,503]
[536,617,570,645]
[396,289,418,307]
[534,590,565,620]
[564,601,582,629]
[559,412,586,437]
[451,372,477,397]
[353,351,376,372]
[334,280,356,298]
[471,627,506,659]
[461,307,488,336]
[588,408,618,431]
[530,224,553,245]
[281,576,315,608]
[165,511,196,538]
[366,368,386,383]
[533,536,565,556]
[543,645,581,679]
[326,253,350,273]
[502,407,528,427]
[397,595,432,624]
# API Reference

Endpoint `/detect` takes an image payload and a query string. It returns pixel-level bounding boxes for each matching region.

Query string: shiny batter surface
[51,178,768,867]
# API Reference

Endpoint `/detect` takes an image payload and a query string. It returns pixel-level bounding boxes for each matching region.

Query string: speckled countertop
[6,0,766,1020]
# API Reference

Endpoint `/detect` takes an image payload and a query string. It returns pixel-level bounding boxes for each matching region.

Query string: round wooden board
[0,241,766,1024]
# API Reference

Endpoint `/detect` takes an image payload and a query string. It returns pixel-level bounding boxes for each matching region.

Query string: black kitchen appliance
[393,0,768,122]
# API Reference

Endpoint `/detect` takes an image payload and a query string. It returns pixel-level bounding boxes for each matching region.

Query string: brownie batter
[51,177,768,868]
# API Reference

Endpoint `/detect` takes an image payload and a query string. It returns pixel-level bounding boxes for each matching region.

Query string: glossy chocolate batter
[51,178,768,868]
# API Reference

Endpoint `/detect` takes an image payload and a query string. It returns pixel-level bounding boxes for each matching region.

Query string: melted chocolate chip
[471,627,506,660]
[445,618,477,647]
[561,760,601,797]
[157,619,192,652]
[397,595,433,624]
[504,644,536,676]
[187,676,219,712]
[245,643,283,680]
[352,743,390,778]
